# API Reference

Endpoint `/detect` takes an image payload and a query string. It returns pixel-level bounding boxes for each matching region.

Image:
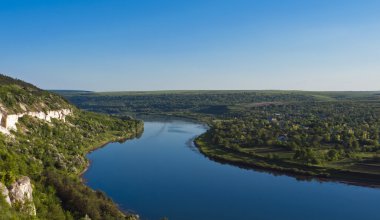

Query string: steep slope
[0,74,143,219]
[0,74,71,113]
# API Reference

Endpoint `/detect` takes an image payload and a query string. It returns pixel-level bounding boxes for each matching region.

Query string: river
[83,120,380,220]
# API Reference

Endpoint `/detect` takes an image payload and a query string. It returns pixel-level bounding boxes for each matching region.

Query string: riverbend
[84,120,380,220]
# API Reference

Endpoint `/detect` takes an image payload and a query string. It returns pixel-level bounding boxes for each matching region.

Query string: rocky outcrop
[0,109,72,135]
[0,182,11,205]
[8,176,36,216]
[0,177,36,216]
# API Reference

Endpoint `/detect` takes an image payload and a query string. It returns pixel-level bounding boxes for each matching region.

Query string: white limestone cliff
[0,109,72,135]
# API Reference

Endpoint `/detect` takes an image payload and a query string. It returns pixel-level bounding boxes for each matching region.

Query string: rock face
[8,176,36,216]
[0,182,11,205]
[0,109,72,135]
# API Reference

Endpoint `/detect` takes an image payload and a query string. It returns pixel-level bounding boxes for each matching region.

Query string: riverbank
[79,136,130,178]
[195,133,380,188]
[125,114,380,188]
[78,129,143,220]
[80,120,380,220]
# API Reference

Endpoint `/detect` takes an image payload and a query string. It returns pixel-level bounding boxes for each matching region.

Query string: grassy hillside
[0,74,71,113]
[0,75,143,219]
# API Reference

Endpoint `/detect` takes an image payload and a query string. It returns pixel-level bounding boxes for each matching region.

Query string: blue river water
[84,120,380,220]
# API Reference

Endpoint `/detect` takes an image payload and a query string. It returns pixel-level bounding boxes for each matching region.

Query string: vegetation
[59,90,380,186]
[0,75,143,219]
[0,74,71,113]
[57,90,319,117]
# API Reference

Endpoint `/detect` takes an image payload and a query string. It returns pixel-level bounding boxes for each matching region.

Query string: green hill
[0,74,72,113]
[0,74,143,219]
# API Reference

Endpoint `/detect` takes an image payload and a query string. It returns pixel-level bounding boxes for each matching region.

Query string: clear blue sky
[1,0,379,91]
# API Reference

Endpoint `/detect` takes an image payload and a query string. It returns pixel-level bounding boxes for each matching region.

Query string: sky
[0,0,379,91]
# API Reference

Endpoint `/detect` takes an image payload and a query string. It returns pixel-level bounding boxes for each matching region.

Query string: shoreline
[134,114,380,189]
[78,135,140,219]
[78,141,111,180]
[79,138,122,179]
[194,134,380,189]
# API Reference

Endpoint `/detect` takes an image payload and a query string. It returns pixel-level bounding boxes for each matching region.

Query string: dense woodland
[60,90,380,183]
[59,91,318,116]
[0,75,143,219]
[209,101,380,165]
